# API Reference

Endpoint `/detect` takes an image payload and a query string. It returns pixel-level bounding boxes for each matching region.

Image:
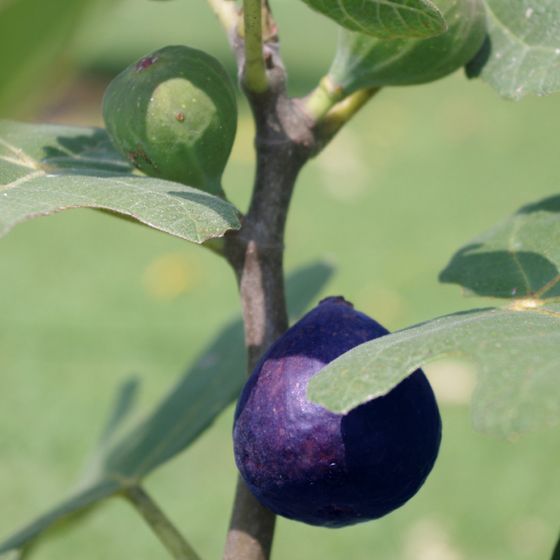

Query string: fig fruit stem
[312,86,382,154]
[304,75,381,127]
[123,485,202,560]
[304,75,345,121]
[241,0,268,93]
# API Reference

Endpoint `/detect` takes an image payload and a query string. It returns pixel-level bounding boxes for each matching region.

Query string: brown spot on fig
[135,55,159,72]
[175,112,185,122]
[127,145,155,168]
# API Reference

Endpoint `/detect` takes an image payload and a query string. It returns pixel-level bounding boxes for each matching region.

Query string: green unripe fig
[102,45,237,197]
[329,0,487,93]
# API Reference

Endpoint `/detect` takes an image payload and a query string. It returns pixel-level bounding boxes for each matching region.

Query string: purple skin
[233,296,442,528]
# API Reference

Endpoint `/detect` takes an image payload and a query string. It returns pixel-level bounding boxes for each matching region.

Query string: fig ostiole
[102,45,237,198]
[233,296,441,527]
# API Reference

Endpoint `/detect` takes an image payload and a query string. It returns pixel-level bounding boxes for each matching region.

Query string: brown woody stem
[223,74,313,560]
[217,7,379,560]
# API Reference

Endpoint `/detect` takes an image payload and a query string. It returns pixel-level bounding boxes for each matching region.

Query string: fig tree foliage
[0,121,240,243]
[0,0,559,558]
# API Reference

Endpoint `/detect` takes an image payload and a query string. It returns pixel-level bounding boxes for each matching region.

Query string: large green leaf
[0,261,334,554]
[467,0,560,99]
[300,0,446,39]
[440,194,560,300]
[0,121,241,243]
[0,0,104,115]
[308,304,560,437]
[329,0,486,92]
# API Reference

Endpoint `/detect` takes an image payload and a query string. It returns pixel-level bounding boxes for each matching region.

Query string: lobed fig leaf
[233,296,441,527]
[329,0,487,93]
[102,45,237,197]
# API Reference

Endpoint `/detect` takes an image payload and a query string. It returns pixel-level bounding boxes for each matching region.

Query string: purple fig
[233,296,441,527]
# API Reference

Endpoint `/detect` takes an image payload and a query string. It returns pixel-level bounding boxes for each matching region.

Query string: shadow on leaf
[440,244,560,299]
[40,130,132,176]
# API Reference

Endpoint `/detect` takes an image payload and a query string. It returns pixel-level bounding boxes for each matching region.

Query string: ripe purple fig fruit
[233,296,441,527]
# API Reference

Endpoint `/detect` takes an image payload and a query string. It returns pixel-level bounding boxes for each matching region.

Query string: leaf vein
[0,170,44,192]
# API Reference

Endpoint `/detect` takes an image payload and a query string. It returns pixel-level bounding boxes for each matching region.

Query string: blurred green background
[1,1,559,559]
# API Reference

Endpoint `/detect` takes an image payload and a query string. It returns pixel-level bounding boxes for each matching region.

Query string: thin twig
[242,0,268,92]
[124,485,202,560]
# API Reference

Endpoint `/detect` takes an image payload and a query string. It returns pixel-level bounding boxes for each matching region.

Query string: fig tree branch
[212,5,381,558]
[222,87,314,558]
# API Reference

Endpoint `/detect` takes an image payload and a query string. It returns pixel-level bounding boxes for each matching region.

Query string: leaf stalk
[313,86,381,151]
[124,485,202,560]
